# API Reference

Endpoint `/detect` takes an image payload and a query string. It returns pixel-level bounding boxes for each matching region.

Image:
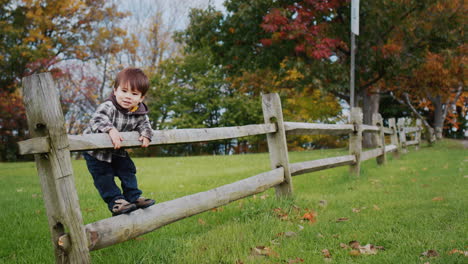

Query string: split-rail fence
[18,73,424,263]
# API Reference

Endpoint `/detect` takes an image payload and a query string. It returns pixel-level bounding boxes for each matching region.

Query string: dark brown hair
[114,67,149,95]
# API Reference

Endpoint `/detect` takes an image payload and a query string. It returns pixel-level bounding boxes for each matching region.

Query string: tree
[179,0,465,146]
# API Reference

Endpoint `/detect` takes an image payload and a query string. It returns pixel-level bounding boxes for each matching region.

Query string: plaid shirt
[84,101,153,163]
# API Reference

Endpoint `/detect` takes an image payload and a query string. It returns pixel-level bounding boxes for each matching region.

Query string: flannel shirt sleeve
[136,115,153,141]
[89,102,115,133]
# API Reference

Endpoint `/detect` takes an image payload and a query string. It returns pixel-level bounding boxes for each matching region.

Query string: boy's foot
[134,197,155,209]
[112,199,137,216]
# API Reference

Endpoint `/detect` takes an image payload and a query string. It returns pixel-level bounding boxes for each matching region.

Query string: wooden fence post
[388,118,400,158]
[397,118,407,153]
[261,93,293,197]
[373,113,386,165]
[349,108,363,176]
[415,119,422,150]
[22,73,90,264]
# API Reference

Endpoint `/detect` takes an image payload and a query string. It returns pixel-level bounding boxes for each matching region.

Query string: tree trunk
[362,89,380,148]
[432,96,444,139]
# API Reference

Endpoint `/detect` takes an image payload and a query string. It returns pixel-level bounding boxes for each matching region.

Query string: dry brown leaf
[287,257,304,263]
[373,204,381,210]
[448,249,468,256]
[332,234,340,238]
[340,243,348,249]
[349,241,360,249]
[349,250,361,256]
[421,249,439,257]
[336,217,349,222]
[352,208,361,213]
[235,259,244,264]
[358,244,378,255]
[250,246,279,257]
[432,197,444,201]
[302,212,317,223]
[322,249,332,258]
[273,208,289,221]
[197,218,206,225]
[260,194,268,200]
[317,233,324,238]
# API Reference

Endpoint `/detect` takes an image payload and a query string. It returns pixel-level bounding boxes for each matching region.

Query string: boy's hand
[139,136,150,147]
[108,128,123,149]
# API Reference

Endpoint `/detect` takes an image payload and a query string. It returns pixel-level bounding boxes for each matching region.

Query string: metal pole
[350,32,356,108]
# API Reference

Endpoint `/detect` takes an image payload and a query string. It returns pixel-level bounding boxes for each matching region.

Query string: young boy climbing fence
[83,67,155,216]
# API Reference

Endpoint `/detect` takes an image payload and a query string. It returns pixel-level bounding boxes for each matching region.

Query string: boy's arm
[90,103,114,133]
[136,115,154,141]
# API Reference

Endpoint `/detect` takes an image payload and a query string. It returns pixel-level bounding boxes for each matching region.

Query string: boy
[83,67,155,216]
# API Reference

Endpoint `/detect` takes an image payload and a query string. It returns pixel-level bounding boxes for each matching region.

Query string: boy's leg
[112,154,142,203]
[83,153,125,211]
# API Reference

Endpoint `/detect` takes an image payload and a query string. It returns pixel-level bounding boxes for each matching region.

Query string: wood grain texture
[22,73,90,263]
[84,168,284,250]
[284,122,354,135]
[290,155,356,176]
[262,93,292,196]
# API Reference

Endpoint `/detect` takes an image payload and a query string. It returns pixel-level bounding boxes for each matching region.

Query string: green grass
[0,140,466,263]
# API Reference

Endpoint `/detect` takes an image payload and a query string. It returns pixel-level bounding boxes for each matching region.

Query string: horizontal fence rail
[384,144,398,152]
[76,167,284,251]
[361,148,383,161]
[290,155,356,176]
[284,122,354,135]
[382,127,394,134]
[361,125,380,132]
[18,124,277,155]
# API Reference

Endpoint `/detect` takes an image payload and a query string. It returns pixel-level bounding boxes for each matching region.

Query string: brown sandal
[112,199,137,216]
[134,197,155,209]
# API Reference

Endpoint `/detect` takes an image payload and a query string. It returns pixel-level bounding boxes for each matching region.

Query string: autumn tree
[179,0,465,146]
[0,0,132,160]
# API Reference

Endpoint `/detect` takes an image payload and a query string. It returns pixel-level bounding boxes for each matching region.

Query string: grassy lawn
[0,140,466,263]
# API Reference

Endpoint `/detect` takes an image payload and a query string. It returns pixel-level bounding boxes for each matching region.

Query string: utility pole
[350,0,360,108]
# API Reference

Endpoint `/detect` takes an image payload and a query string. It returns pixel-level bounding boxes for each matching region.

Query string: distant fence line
[18,73,424,263]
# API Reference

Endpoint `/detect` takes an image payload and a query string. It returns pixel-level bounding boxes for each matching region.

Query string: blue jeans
[83,152,142,211]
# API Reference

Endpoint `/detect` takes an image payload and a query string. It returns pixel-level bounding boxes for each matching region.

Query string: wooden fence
[18,73,424,263]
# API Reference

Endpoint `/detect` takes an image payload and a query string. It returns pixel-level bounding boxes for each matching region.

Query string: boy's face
[114,83,145,110]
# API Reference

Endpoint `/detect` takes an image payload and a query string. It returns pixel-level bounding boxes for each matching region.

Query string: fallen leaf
[322,249,332,258]
[317,233,324,238]
[349,241,360,249]
[340,243,348,249]
[358,244,378,255]
[211,207,224,212]
[250,246,279,257]
[197,218,206,225]
[302,212,317,223]
[336,217,349,222]
[448,249,468,256]
[235,260,244,264]
[349,250,361,256]
[421,249,439,257]
[332,234,340,238]
[287,257,304,263]
[260,194,268,200]
[432,197,444,201]
[373,205,381,210]
[319,200,328,207]
[352,208,361,213]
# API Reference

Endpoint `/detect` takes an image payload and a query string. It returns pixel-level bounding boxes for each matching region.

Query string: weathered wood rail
[18,73,424,263]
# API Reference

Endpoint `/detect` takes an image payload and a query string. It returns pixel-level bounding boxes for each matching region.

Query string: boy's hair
[114,67,149,95]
